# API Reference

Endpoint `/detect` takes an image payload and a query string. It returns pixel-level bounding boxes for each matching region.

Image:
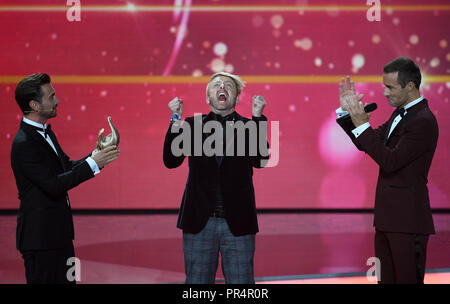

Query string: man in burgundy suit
[336,57,439,284]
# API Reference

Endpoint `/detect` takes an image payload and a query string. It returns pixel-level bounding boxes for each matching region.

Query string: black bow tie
[32,124,52,138]
[394,107,406,118]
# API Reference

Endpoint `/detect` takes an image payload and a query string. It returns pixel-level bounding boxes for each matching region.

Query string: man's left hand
[252,95,266,117]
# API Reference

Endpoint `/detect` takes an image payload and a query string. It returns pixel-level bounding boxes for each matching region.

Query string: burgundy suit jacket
[337,99,438,234]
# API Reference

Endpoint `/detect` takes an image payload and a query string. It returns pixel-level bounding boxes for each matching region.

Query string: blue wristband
[171,113,180,121]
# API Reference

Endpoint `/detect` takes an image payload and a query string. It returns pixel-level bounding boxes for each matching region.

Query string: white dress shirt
[22,117,100,174]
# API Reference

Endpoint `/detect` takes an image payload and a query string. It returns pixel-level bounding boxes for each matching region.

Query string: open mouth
[217,92,227,102]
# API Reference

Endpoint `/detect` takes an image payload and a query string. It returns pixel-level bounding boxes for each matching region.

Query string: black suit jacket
[11,121,95,251]
[337,99,438,234]
[163,112,269,236]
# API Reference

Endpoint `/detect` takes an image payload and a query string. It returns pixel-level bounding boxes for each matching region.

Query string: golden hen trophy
[97,116,120,150]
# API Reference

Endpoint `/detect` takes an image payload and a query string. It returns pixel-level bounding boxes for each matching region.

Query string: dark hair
[14,73,51,114]
[383,57,421,89]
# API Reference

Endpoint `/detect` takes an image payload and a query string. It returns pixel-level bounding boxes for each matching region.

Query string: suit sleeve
[59,150,92,170]
[355,118,436,173]
[337,116,391,151]
[163,119,187,169]
[251,115,270,168]
[12,142,94,199]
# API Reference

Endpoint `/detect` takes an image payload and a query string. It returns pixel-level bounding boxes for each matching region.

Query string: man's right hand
[91,146,120,169]
[168,97,183,117]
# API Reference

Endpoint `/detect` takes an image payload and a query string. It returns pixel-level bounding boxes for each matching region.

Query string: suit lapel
[388,111,413,140]
[384,111,398,145]
[20,122,65,171]
[46,128,68,171]
[385,99,428,146]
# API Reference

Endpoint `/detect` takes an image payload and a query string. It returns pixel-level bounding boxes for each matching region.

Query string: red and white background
[0,0,449,210]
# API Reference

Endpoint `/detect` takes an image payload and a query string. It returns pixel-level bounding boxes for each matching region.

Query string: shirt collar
[22,117,47,130]
[403,95,424,111]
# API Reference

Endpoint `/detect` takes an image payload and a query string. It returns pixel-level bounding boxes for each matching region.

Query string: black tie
[394,107,406,118]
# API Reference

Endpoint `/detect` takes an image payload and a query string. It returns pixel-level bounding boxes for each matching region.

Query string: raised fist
[168,97,183,117]
[252,95,266,117]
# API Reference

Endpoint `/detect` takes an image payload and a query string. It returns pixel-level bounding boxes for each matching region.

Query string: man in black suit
[163,72,269,283]
[336,58,438,283]
[11,73,120,284]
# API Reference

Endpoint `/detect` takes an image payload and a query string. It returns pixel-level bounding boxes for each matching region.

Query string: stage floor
[1,213,449,284]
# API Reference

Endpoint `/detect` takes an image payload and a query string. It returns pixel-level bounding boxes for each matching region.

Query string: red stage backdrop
[0,0,449,209]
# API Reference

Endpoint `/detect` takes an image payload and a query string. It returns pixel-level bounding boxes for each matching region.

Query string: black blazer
[337,99,438,234]
[11,121,94,251]
[163,112,269,236]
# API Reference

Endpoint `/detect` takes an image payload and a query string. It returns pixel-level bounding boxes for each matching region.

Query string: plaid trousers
[183,217,255,284]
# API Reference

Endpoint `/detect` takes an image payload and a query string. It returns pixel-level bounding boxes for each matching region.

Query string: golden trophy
[97,116,120,150]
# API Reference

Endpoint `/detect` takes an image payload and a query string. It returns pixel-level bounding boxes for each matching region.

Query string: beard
[39,105,57,119]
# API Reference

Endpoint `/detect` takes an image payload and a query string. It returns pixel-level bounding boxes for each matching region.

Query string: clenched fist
[168,97,183,118]
[252,95,267,117]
